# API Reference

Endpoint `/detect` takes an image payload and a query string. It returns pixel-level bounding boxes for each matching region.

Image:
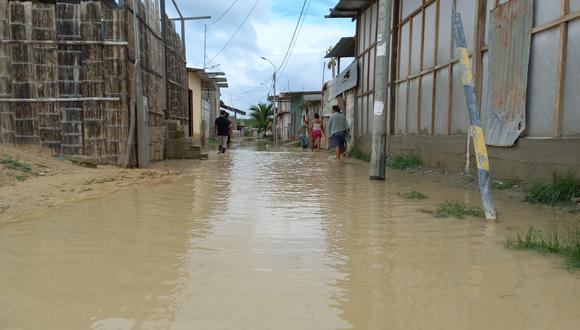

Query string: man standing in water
[215,110,230,154]
[327,105,349,160]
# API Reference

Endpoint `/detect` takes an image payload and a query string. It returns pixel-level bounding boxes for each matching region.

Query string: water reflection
[0,145,579,329]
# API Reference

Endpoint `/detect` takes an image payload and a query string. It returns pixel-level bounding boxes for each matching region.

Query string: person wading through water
[215,110,230,154]
[310,113,324,151]
[327,105,349,160]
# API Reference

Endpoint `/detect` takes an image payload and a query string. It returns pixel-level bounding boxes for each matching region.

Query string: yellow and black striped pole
[452,11,497,220]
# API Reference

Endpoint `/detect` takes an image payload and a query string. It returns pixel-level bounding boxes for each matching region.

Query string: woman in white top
[310,113,324,151]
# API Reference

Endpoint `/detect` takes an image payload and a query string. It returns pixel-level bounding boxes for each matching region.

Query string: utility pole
[370,0,393,180]
[204,25,207,68]
[261,56,277,147]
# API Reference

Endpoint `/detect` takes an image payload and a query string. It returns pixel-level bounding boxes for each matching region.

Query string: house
[326,0,580,181]
[186,68,225,147]
[322,37,357,150]
[272,91,322,141]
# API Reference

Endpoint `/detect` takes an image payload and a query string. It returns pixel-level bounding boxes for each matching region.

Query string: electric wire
[207,0,261,65]
[277,0,311,80]
[275,0,308,74]
[207,0,240,28]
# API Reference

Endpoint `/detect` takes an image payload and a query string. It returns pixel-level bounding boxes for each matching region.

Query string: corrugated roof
[326,0,370,18]
[330,59,357,98]
[325,37,355,58]
[220,101,246,115]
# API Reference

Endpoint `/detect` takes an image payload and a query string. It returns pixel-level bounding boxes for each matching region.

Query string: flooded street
[1,145,579,330]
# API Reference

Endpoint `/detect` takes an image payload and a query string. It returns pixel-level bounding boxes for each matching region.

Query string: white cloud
[170,0,354,111]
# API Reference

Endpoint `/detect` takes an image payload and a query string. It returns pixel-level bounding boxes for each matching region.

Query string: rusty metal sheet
[483,0,533,146]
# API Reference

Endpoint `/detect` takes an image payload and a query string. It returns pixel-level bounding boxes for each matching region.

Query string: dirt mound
[0,145,76,187]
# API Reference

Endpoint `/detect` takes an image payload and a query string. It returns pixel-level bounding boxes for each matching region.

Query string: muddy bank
[0,145,181,221]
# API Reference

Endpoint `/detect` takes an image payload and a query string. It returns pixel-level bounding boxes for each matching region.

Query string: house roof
[325,37,355,58]
[220,100,246,116]
[326,0,370,18]
[187,67,228,89]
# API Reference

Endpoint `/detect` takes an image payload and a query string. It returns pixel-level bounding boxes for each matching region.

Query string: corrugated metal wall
[391,0,580,139]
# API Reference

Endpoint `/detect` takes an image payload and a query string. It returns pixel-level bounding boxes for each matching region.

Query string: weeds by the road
[397,191,427,200]
[493,179,519,190]
[208,137,218,147]
[1,157,33,173]
[421,200,484,219]
[388,154,423,170]
[505,225,580,270]
[525,174,579,206]
[348,147,371,162]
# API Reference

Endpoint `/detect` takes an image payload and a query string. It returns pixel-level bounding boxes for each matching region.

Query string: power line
[207,0,261,65]
[277,0,311,79]
[275,0,308,74]
[207,0,240,28]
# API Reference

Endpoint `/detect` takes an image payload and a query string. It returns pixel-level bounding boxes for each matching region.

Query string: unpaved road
[0,145,180,220]
[0,145,579,330]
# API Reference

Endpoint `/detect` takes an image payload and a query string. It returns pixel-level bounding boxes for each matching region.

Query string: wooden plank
[474,0,487,109]
[405,16,413,134]
[554,0,569,137]
[532,9,579,34]
[418,6,426,133]
[431,0,440,135]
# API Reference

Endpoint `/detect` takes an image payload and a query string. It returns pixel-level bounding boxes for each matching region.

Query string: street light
[260,56,277,146]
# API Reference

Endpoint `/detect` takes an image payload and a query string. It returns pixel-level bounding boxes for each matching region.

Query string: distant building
[186,68,225,147]
[271,91,322,141]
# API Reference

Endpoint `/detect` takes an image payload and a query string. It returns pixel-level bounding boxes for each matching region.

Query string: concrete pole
[203,24,207,68]
[370,0,393,180]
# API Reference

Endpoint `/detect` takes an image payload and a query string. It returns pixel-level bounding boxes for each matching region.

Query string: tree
[249,103,273,136]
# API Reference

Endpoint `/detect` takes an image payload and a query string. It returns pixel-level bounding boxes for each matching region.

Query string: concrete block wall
[149,126,165,162]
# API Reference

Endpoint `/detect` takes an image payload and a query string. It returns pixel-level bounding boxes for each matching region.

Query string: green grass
[1,157,33,173]
[492,179,518,190]
[207,137,218,147]
[505,226,580,270]
[397,191,427,200]
[388,154,423,170]
[348,147,370,162]
[421,200,484,219]
[524,174,579,206]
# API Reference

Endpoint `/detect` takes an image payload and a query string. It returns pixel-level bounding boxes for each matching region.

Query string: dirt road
[0,145,579,329]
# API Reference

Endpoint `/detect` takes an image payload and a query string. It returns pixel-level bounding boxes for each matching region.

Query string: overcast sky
[166,0,354,112]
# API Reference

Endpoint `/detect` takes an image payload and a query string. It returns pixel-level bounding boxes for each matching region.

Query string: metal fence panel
[437,0,453,64]
[483,0,532,145]
[399,22,410,78]
[402,0,422,20]
[563,19,580,136]
[423,3,436,69]
[410,15,422,74]
[420,73,433,134]
[434,67,449,135]
[395,82,407,135]
[408,77,419,134]
[533,0,561,27]
[451,62,469,134]
[526,29,559,137]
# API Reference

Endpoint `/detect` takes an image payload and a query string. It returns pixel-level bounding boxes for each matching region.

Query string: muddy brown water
[1,145,579,329]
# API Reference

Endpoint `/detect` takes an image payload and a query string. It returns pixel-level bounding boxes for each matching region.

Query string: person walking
[225,112,232,149]
[215,110,230,154]
[299,115,309,150]
[310,113,324,151]
[327,105,349,160]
